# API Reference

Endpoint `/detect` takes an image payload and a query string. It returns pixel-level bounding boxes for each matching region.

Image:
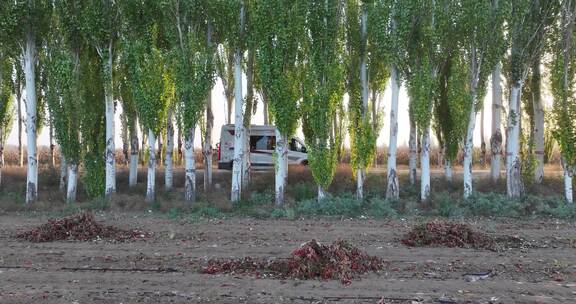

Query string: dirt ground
[1,214,575,304]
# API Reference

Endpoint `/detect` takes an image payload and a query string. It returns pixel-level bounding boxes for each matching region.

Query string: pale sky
[6,72,548,150]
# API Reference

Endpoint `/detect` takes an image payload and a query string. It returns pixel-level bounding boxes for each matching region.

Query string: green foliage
[45,21,82,165]
[79,48,106,198]
[83,152,105,198]
[0,56,14,142]
[129,44,173,136]
[344,1,377,176]
[367,198,398,218]
[253,0,305,137]
[550,0,576,171]
[297,194,364,217]
[291,182,316,202]
[301,0,344,190]
[434,55,470,161]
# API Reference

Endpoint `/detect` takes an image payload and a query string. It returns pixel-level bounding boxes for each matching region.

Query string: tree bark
[506,84,524,198]
[165,108,174,190]
[490,64,503,182]
[408,117,417,185]
[356,7,368,200]
[242,48,255,189]
[562,157,573,203]
[146,130,156,202]
[230,43,244,203]
[184,127,196,202]
[129,116,139,187]
[66,162,78,203]
[121,115,129,166]
[445,158,453,182]
[275,130,288,205]
[421,126,431,202]
[463,91,478,199]
[104,47,116,198]
[532,58,544,184]
[204,90,214,191]
[17,74,23,167]
[59,155,67,192]
[24,31,38,204]
[386,66,400,200]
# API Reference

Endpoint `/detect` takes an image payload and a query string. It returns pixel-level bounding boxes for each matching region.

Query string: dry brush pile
[202,240,384,284]
[15,212,150,242]
[401,220,527,251]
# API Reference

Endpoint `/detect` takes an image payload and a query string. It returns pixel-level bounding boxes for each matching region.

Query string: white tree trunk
[165,108,174,190]
[318,186,327,201]
[463,92,478,199]
[445,159,453,182]
[421,126,431,201]
[408,118,417,185]
[356,168,364,200]
[275,130,288,205]
[386,66,400,200]
[66,163,78,203]
[17,83,23,167]
[533,82,545,184]
[242,127,250,188]
[104,52,116,197]
[203,91,213,191]
[506,84,524,198]
[129,117,139,187]
[184,127,196,202]
[146,130,156,202]
[356,7,368,200]
[59,155,67,192]
[490,64,503,182]
[230,48,244,203]
[24,33,38,204]
[562,158,573,203]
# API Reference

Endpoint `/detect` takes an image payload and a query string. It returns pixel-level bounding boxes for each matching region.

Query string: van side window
[290,138,303,152]
[251,136,275,150]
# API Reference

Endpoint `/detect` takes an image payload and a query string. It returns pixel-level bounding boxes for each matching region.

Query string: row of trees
[0,0,574,205]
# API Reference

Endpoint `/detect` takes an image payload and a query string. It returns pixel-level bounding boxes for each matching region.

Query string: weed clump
[16,212,149,242]
[202,240,384,284]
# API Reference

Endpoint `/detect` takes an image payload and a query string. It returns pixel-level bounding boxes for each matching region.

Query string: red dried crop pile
[202,240,384,284]
[401,220,497,250]
[16,212,149,242]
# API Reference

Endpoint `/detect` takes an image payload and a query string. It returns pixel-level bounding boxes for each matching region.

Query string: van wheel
[301,160,308,166]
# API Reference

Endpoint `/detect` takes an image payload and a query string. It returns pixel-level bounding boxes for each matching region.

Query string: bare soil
[1,214,576,303]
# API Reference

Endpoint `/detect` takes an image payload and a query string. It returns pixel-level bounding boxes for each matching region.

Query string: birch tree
[460,0,506,199]
[123,0,173,202]
[167,0,217,202]
[550,0,576,202]
[230,0,245,203]
[253,0,305,205]
[81,0,121,198]
[302,0,343,201]
[345,0,376,199]
[505,0,555,198]
[1,0,51,203]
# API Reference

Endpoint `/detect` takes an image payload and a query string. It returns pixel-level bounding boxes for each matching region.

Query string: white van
[217,124,308,170]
